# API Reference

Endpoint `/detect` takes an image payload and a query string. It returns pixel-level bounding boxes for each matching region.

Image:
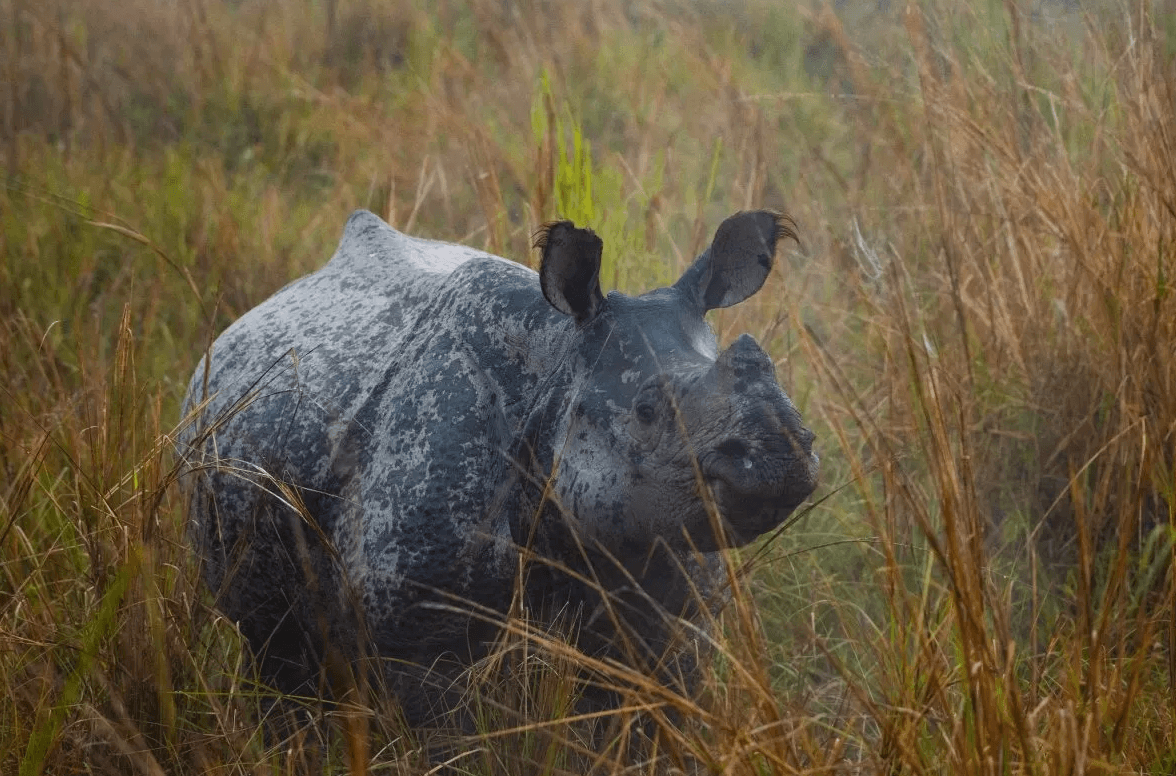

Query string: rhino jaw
[699,423,820,546]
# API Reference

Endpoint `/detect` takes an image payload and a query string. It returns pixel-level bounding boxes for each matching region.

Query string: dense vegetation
[2,0,1174,772]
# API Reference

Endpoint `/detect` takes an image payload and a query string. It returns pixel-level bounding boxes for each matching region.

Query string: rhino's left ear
[674,210,798,311]
[535,221,605,323]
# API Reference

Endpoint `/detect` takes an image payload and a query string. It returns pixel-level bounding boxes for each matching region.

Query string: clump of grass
[3,0,1174,772]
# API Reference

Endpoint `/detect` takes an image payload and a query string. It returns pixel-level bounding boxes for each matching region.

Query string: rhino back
[181,210,575,662]
[184,211,506,432]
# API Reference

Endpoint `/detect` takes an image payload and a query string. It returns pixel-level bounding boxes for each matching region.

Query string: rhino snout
[705,425,817,496]
[699,422,819,544]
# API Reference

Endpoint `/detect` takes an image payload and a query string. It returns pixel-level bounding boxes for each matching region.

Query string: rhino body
[180,210,818,723]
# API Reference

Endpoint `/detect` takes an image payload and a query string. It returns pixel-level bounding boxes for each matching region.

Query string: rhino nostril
[788,426,815,453]
[715,439,749,458]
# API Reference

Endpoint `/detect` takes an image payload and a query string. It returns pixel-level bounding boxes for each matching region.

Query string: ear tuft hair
[773,211,800,248]
[531,221,567,253]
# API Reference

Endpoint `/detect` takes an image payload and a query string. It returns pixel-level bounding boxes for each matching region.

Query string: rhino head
[527,211,819,556]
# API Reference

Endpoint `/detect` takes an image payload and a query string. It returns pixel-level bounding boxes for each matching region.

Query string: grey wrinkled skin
[178,209,819,725]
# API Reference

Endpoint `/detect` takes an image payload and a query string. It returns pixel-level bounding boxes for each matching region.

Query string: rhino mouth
[703,478,814,546]
[698,429,819,546]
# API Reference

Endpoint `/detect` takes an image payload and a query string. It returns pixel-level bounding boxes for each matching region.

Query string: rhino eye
[635,403,656,425]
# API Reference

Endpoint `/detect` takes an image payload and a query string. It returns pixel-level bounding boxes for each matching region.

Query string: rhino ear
[674,210,798,311]
[535,221,605,323]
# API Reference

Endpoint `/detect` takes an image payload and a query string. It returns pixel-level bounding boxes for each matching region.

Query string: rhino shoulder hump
[331,210,512,278]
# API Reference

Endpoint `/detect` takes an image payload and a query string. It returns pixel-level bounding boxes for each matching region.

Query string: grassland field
[1,0,1175,772]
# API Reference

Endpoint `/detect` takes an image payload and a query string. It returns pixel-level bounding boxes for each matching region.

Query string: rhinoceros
[179,209,818,725]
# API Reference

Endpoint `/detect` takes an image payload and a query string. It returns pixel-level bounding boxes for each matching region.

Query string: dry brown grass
[2,0,1174,772]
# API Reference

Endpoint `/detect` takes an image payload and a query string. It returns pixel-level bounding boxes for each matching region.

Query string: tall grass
[2,0,1174,772]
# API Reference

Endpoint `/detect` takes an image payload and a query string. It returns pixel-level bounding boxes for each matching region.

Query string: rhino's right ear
[674,210,798,312]
[535,221,605,323]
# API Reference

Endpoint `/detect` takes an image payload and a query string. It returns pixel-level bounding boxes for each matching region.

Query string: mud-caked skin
[179,209,819,724]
